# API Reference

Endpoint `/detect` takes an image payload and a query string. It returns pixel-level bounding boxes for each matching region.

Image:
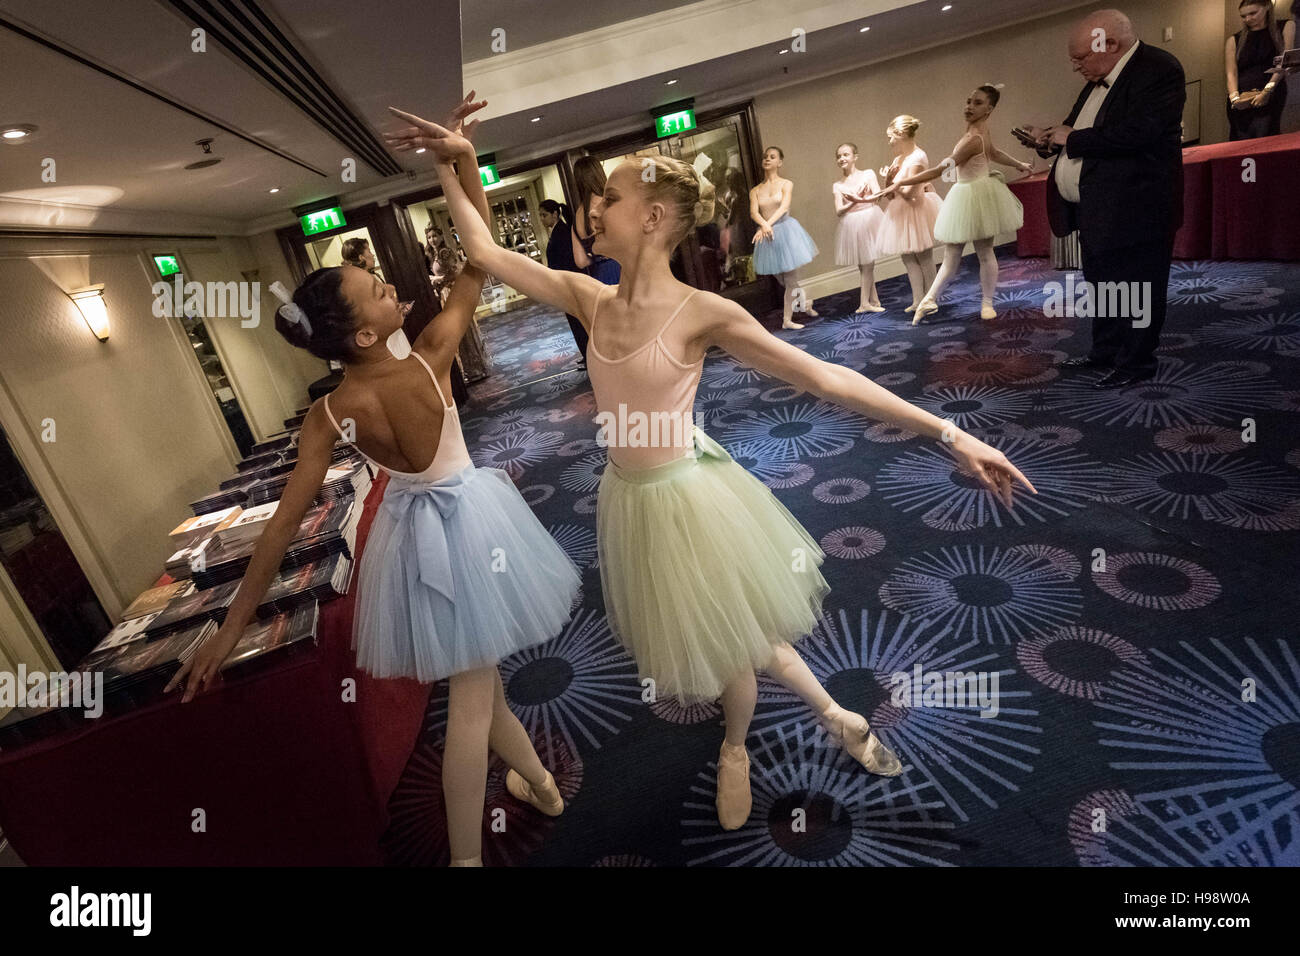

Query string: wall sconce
[68,285,109,342]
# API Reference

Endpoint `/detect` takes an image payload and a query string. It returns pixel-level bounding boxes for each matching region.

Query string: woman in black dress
[1226,0,1296,141]
[539,199,588,365]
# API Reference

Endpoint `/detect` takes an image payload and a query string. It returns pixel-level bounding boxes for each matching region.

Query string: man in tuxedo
[1023,10,1185,389]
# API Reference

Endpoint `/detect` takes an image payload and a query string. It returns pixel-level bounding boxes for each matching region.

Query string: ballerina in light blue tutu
[169,95,579,868]
[874,85,1034,324]
[750,146,821,329]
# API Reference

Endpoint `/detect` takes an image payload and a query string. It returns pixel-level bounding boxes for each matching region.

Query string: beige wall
[753,0,1237,297]
[0,232,320,627]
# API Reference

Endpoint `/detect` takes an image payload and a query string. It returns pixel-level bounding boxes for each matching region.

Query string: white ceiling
[0,0,1091,234]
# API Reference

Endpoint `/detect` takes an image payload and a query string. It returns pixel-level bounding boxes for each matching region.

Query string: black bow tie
[1092,78,1110,89]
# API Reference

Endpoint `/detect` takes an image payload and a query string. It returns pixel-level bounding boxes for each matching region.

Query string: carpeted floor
[382,249,1300,867]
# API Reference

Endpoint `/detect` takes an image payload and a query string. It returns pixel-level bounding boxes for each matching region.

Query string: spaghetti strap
[409,351,451,410]
[589,283,610,329]
[655,289,699,340]
[321,392,345,439]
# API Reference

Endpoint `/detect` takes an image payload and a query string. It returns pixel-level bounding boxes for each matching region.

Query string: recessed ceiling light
[530,116,542,123]
[665,79,677,85]
[269,187,279,193]
[778,48,789,54]
[416,147,426,153]
[860,26,871,32]
[942,4,952,10]
[1,124,37,141]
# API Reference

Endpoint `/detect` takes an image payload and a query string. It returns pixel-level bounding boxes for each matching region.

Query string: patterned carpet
[382,249,1300,867]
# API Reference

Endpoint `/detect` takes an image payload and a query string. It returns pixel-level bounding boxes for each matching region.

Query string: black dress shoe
[1058,356,1111,369]
[1093,369,1155,389]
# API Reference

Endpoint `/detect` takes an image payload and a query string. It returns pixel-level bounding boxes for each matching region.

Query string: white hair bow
[269,281,312,337]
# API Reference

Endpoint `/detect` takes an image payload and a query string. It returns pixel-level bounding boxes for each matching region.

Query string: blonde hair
[889,114,921,138]
[637,155,717,247]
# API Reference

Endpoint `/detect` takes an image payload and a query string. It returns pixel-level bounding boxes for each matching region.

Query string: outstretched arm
[990,143,1033,173]
[165,406,335,701]
[891,136,982,189]
[703,297,1036,505]
[387,109,603,327]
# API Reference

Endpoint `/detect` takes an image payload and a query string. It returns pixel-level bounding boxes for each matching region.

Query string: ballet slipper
[715,741,752,830]
[980,300,997,321]
[449,855,483,867]
[819,704,903,777]
[904,302,919,313]
[862,303,886,313]
[506,768,565,817]
[782,320,805,330]
[911,297,939,325]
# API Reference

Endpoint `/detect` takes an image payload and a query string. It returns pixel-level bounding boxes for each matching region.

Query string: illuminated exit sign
[654,108,696,138]
[300,206,346,236]
[479,164,500,186]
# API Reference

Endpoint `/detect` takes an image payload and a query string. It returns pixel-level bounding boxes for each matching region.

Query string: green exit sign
[300,206,346,236]
[480,164,500,186]
[153,255,180,277]
[655,108,696,138]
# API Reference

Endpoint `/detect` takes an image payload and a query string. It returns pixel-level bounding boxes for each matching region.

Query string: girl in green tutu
[387,107,1036,831]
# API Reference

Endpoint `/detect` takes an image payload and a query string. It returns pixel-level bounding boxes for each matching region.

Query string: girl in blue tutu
[875,86,1033,323]
[169,95,580,867]
[750,146,821,329]
[391,107,1037,832]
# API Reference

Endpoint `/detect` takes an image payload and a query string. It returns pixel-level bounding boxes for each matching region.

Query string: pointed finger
[1004,461,1037,494]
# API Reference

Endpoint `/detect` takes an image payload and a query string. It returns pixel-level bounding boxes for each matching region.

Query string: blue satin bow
[381,466,477,604]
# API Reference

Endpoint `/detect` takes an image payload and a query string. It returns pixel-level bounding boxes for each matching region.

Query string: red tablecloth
[0,472,432,865]
[1007,131,1300,261]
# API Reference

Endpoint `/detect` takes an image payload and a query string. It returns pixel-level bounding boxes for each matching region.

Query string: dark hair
[339,237,370,267]
[764,145,785,160]
[573,156,609,235]
[1237,0,1284,61]
[539,199,572,222]
[274,267,359,362]
[975,85,1001,108]
[836,142,859,157]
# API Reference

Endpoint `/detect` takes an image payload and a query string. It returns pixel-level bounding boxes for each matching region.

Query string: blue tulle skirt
[352,464,581,682]
[753,216,819,275]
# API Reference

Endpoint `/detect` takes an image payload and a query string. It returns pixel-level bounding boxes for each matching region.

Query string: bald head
[1068,9,1137,81]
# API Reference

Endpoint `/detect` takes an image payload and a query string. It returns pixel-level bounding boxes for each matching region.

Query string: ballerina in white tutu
[874,86,1032,323]
[832,143,886,313]
[750,146,821,330]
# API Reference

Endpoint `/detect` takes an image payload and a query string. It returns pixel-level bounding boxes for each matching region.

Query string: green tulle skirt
[596,428,830,703]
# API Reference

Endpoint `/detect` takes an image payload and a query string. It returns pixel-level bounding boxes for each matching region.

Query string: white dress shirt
[1055,40,1141,203]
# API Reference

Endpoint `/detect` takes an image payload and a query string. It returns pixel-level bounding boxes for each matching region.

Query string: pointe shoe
[819,705,903,777]
[449,855,483,867]
[911,297,939,325]
[715,742,752,830]
[506,768,565,817]
[980,300,997,321]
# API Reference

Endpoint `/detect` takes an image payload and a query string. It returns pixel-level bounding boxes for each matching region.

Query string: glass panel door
[0,426,110,667]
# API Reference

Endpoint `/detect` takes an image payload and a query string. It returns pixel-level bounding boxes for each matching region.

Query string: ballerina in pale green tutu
[872,85,1034,324]
[387,106,1037,832]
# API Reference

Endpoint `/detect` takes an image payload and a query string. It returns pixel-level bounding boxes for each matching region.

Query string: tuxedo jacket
[1039,42,1186,250]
